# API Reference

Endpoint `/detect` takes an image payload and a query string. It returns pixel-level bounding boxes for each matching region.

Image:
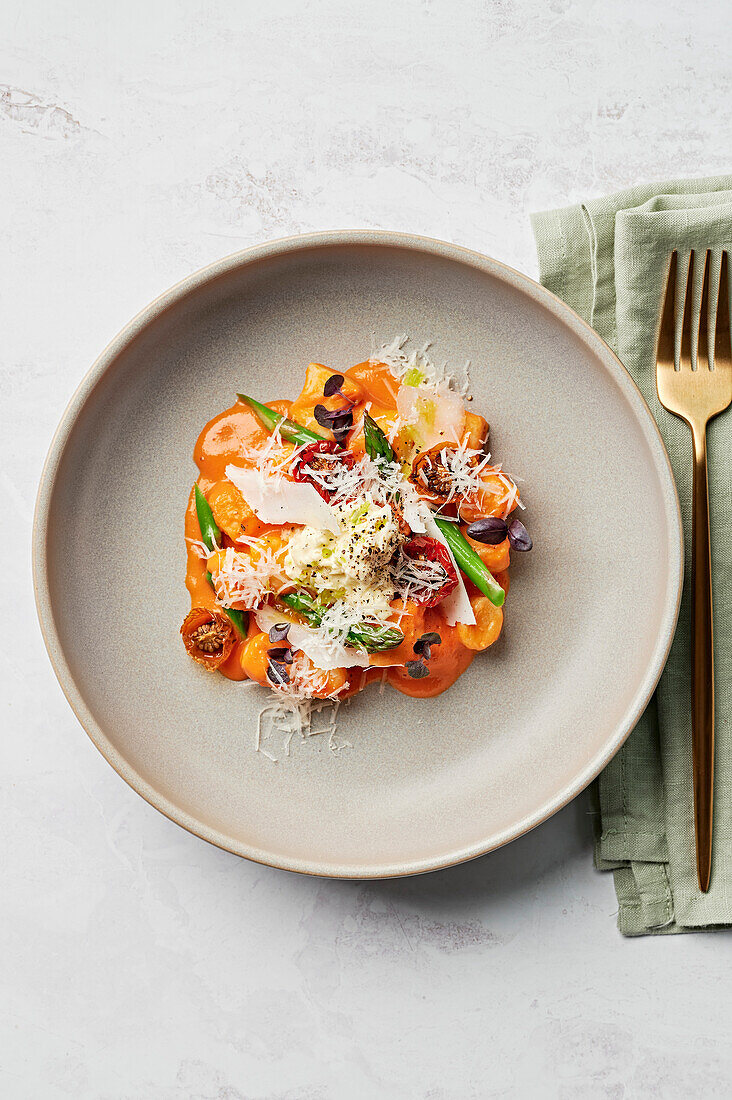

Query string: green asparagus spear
[237,393,328,446]
[194,483,220,550]
[194,484,249,636]
[279,590,404,653]
[433,515,505,608]
[363,411,396,462]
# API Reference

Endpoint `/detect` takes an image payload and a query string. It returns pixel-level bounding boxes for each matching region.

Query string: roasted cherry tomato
[181,607,236,671]
[291,440,356,500]
[410,445,462,499]
[402,536,459,607]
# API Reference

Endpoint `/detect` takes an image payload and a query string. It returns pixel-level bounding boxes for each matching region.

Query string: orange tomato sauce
[185,361,510,697]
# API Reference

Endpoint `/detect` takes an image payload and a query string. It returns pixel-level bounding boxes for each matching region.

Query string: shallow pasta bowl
[33,231,682,877]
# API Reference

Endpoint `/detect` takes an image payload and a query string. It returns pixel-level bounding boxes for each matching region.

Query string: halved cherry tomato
[402,536,459,607]
[291,440,356,500]
[181,607,236,671]
[410,445,465,500]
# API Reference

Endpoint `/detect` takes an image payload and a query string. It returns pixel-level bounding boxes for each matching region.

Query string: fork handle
[691,421,715,892]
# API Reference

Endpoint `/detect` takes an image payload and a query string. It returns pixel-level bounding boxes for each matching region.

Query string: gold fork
[656,249,732,892]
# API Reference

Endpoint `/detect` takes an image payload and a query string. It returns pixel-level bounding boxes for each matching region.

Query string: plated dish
[33,232,682,876]
[183,344,531,721]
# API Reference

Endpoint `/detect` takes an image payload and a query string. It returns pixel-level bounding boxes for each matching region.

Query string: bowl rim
[32,229,684,878]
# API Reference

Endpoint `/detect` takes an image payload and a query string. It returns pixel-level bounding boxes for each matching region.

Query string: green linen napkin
[531,176,732,935]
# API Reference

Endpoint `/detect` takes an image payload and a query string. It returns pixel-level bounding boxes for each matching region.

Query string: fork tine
[698,250,712,370]
[679,251,695,370]
[717,251,731,366]
[657,251,677,366]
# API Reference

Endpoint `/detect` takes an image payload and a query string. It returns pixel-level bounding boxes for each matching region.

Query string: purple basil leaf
[405,659,430,679]
[313,404,354,432]
[267,646,294,664]
[506,517,532,551]
[268,623,290,643]
[313,403,332,426]
[413,632,441,660]
[465,517,508,545]
[323,373,345,397]
[266,660,290,686]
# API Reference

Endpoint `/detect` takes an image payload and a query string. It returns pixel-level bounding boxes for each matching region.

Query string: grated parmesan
[209,542,285,609]
[256,696,349,763]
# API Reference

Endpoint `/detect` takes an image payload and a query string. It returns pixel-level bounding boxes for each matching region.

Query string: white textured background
[4,2,732,1097]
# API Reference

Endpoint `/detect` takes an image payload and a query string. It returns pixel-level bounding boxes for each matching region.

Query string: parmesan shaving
[225,463,339,532]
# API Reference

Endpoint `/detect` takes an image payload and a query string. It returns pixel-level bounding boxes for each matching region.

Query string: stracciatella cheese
[284,496,399,612]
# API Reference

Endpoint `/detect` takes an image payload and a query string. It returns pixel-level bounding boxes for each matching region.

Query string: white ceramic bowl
[33,232,682,877]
